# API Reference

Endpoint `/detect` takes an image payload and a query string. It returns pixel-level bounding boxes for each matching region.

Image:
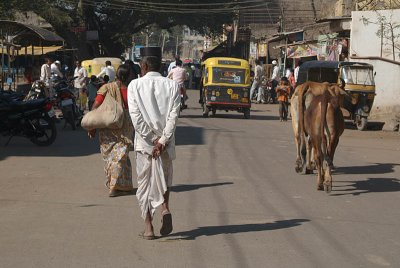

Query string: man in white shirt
[40,57,54,98]
[250,60,263,102]
[73,60,88,101]
[294,60,302,83]
[50,60,63,78]
[128,47,180,240]
[271,60,280,103]
[40,57,52,83]
[97,60,116,82]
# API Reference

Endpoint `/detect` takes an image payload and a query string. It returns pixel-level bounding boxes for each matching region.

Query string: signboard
[286,44,318,58]
[258,43,267,57]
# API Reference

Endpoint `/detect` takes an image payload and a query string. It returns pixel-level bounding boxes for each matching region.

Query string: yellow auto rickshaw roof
[202,57,249,68]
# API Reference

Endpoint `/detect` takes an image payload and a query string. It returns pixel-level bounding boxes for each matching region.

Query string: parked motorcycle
[53,78,81,130]
[0,94,57,146]
[24,80,49,101]
[260,76,274,104]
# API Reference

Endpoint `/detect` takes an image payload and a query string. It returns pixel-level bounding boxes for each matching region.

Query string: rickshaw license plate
[231,94,239,99]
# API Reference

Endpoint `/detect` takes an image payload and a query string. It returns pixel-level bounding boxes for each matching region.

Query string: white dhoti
[135,151,173,220]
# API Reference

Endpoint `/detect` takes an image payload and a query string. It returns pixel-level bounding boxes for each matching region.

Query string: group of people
[250,59,302,121]
[87,47,180,240]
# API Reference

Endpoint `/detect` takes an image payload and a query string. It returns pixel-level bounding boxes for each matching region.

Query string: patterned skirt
[99,113,134,191]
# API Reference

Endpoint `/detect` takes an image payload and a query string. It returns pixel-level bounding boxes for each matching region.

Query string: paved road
[1,90,399,268]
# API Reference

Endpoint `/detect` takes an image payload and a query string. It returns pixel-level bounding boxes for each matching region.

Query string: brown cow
[291,82,346,192]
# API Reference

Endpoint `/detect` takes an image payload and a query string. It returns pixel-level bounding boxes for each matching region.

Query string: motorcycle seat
[8,98,47,111]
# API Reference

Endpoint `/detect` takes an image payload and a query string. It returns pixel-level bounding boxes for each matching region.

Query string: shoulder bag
[81,83,124,131]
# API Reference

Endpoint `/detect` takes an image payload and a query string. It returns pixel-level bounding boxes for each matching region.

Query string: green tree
[1,0,235,58]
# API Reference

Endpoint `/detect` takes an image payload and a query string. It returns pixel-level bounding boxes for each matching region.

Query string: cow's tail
[320,89,330,170]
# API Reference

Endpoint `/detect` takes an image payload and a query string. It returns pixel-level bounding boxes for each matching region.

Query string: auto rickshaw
[297,61,375,130]
[81,57,122,78]
[201,57,251,119]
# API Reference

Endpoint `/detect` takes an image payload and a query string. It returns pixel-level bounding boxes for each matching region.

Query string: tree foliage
[0,0,234,57]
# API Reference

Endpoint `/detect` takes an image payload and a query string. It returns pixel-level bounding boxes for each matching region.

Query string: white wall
[351,10,400,60]
[351,10,400,128]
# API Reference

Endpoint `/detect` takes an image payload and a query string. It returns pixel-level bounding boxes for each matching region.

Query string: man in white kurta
[128,54,180,239]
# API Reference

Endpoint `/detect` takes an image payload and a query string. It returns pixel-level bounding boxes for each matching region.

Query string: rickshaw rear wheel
[244,108,251,119]
[356,117,368,131]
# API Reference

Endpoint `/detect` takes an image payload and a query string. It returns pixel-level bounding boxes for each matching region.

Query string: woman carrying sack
[88,64,134,197]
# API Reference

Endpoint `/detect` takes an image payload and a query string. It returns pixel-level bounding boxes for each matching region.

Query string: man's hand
[152,142,165,159]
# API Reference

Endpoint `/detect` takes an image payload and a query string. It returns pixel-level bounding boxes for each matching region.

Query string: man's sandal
[160,211,173,236]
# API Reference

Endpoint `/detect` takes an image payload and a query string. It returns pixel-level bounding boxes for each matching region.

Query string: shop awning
[0,20,64,46]
[0,45,63,55]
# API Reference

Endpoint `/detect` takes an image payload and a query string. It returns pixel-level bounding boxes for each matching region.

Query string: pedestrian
[270,60,280,103]
[124,59,141,82]
[73,60,88,104]
[193,64,202,90]
[167,54,180,73]
[167,59,188,103]
[275,77,291,121]
[88,65,135,197]
[87,75,98,111]
[288,69,296,94]
[294,60,302,83]
[40,57,52,83]
[250,59,263,102]
[51,60,63,78]
[128,47,180,240]
[97,60,116,82]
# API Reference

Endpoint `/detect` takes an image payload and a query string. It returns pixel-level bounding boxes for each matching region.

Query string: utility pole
[176,36,179,56]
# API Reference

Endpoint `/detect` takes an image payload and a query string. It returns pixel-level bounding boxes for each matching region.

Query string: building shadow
[0,126,100,160]
[166,219,310,240]
[332,177,400,196]
[171,182,233,193]
[210,113,280,121]
[175,126,204,146]
[334,163,399,175]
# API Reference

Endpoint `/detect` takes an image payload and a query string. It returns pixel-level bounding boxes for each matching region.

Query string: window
[212,67,245,84]
[341,67,374,85]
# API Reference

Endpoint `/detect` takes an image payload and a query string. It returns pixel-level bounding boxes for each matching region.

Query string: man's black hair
[142,56,161,72]
[105,60,112,66]
[176,59,183,67]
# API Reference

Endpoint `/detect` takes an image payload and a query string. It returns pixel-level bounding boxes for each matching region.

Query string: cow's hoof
[295,166,303,173]
[317,184,324,191]
[324,183,332,193]
[305,168,313,174]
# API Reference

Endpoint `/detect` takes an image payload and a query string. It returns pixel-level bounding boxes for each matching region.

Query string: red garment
[95,84,128,109]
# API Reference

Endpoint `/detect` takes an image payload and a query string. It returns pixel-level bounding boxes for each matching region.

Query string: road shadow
[175,126,204,146]
[332,177,400,196]
[210,113,280,121]
[171,182,233,193]
[334,163,399,175]
[0,126,100,160]
[166,219,310,240]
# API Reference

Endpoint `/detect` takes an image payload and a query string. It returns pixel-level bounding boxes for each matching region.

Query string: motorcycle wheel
[66,110,76,130]
[30,116,57,146]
